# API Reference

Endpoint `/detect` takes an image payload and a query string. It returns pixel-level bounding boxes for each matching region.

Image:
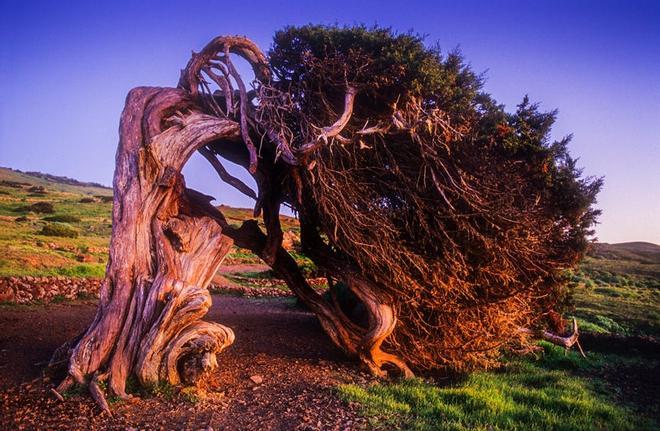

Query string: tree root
[519,318,586,357]
[90,372,112,416]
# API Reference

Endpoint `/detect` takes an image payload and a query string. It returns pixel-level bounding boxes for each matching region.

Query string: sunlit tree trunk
[53,87,239,412]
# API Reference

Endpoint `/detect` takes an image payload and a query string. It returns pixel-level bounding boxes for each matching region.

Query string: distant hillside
[0,167,111,196]
[589,242,660,264]
[0,167,114,278]
[0,167,301,278]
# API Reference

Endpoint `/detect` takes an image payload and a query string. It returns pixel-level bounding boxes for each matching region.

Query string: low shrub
[14,201,54,213]
[95,195,113,203]
[0,180,29,188]
[39,222,79,238]
[55,264,105,277]
[43,214,81,223]
[28,186,47,195]
[79,197,96,203]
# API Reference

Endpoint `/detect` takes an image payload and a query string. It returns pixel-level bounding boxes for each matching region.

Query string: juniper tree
[51,26,601,412]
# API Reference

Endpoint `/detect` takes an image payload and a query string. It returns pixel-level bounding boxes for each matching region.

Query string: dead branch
[199,146,257,199]
[519,319,584,356]
[297,86,357,156]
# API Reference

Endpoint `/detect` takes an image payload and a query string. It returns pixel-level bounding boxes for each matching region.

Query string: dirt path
[217,263,270,274]
[0,296,373,430]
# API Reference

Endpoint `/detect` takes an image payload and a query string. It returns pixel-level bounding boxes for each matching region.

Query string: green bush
[95,195,113,203]
[592,314,628,334]
[39,222,79,238]
[14,201,54,213]
[43,214,81,223]
[28,186,47,195]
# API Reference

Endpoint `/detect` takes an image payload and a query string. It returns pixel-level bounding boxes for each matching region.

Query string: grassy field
[1,167,658,429]
[0,168,113,277]
[339,342,657,430]
[569,247,660,338]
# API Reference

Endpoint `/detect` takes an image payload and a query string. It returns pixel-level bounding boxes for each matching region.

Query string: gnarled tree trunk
[53,87,240,411]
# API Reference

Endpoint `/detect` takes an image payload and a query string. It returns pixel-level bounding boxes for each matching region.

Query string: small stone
[249,375,263,385]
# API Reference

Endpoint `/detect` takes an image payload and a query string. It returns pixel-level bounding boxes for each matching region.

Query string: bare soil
[216,264,271,274]
[0,295,373,430]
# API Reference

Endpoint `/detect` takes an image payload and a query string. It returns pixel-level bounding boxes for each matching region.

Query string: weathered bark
[55,87,240,409]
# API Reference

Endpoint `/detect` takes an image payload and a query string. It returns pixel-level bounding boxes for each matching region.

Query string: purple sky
[1,1,658,244]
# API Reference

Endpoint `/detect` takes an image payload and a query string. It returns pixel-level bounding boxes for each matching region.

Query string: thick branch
[297,86,357,156]
[178,36,271,173]
[178,36,270,95]
[199,146,257,199]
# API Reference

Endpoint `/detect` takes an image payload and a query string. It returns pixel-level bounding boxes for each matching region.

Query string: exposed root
[55,375,75,394]
[89,372,112,416]
[520,318,585,357]
[164,321,235,385]
[49,387,65,402]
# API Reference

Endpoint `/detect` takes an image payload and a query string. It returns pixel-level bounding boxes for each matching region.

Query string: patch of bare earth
[0,296,373,430]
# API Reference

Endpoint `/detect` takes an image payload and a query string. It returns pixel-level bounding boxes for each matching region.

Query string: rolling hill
[0,167,296,278]
[590,241,660,264]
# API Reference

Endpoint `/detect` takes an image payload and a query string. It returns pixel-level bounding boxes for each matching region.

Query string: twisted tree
[51,26,601,411]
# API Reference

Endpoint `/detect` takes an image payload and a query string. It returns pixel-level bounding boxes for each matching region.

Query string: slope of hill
[571,241,660,338]
[0,168,113,277]
[0,167,299,277]
[0,167,111,196]
[590,241,660,265]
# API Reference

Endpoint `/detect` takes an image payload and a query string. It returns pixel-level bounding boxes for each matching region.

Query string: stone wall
[0,276,101,304]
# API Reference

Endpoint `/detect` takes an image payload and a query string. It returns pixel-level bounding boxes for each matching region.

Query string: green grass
[42,214,81,223]
[0,168,113,277]
[228,249,261,262]
[339,343,656,431]
[567,257,660,338]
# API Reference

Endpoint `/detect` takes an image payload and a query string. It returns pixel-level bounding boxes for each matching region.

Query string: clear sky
[1,1,658,244]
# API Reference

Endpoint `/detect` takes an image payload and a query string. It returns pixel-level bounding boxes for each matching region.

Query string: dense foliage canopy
[256,25,602,370]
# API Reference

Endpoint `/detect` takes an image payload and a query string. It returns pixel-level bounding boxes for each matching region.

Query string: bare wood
[49,388,65,402]
[56,87,241,411]
[178,36,271,173]
[199,146,257,199]
[519,318,583,355]
[297,86,357,156]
